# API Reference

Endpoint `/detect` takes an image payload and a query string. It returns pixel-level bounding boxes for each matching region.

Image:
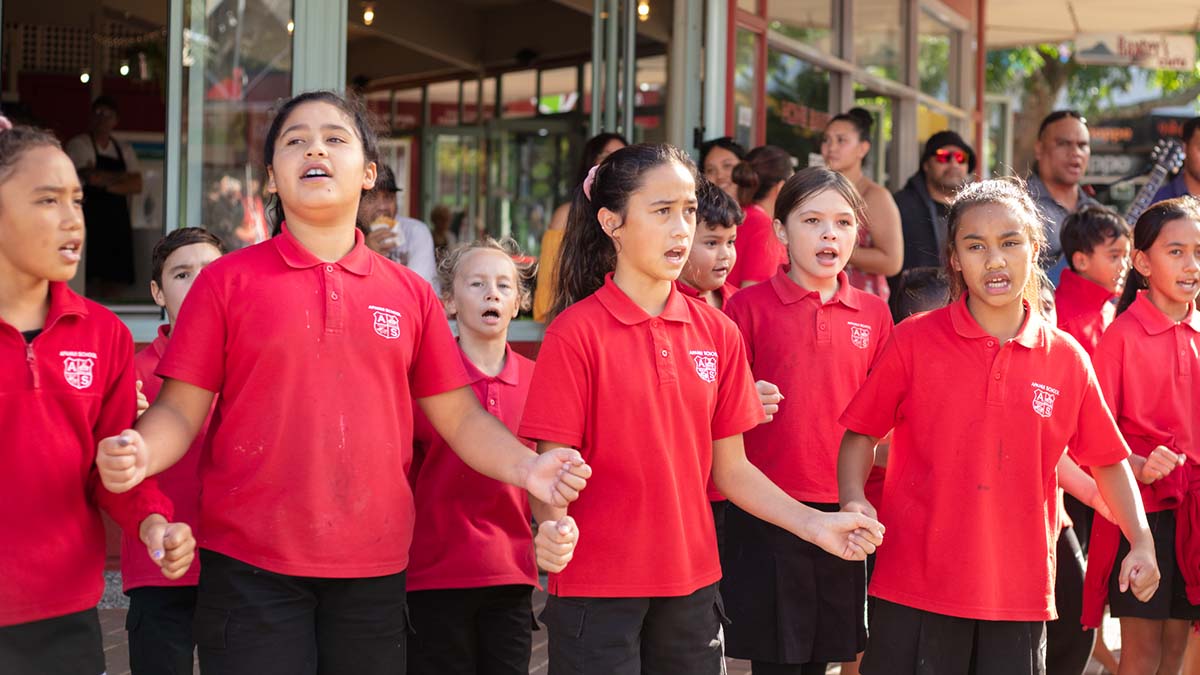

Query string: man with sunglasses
[888,130,976,319]
[1027,110,1099,286]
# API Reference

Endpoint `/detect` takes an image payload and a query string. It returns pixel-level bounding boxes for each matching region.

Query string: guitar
[1124,138,1185,225]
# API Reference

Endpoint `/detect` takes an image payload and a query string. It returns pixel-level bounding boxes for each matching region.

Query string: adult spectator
[360,164,438,290]
[821,108,903,299]
[1026,110,1098,285]
[66,95,143,291]
[700,136,747,201]
[889,131,975,317]
[1152,117,1200,201]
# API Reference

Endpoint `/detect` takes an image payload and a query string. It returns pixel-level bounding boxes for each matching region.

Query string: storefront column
[292,0,347,93]
[702,0,727,142]
[667,0,702,152]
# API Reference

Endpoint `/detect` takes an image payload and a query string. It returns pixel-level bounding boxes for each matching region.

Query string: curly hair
[437,236,535,315]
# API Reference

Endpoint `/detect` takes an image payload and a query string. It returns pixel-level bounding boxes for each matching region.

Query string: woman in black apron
[83,136,136,287]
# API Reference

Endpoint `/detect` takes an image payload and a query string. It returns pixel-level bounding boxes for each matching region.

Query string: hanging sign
[1075,33,1196,71]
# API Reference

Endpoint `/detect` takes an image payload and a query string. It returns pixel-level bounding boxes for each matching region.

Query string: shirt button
[325,265,333,272]
[661,349,669,357]
[993,373,1001,380]
[986,340,995,347]
[819,323,827,330]
[489,398,496,406]
[331,292,339,301]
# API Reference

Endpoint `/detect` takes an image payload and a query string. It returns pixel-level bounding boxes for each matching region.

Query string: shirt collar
[1128,291,1200,335]
[150,323,172,359]
[949,294,1045,348]
[596,273,692,325]
[272,222,374,276]
[46,281,88,323]
[1028,172,1096,210]
[768,267,860,310]
[1058,268,1115,310]
[460,343,521,386]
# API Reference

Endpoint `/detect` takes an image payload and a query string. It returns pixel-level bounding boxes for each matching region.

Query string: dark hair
[263,91,379,235]
[943,177,1049,310]
[92,95,119,113]
[0,125,62,188]
[696,176,744,229]
[151,227,225,287]
[575,132,628,186]
[550,143,697,319]
[1117,196,1200,315]
[698,136,747,169]
[1061,206,1131,272]
[1183,117,1200,145]
[731,145,794,206]
[774,166,866,230]
[1037,110,1087,139]
[828,107,874,142]
[892,267,950,321]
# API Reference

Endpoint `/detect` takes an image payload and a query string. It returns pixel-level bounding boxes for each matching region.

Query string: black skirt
[721,502,867,664]
[1108,509,1200,621]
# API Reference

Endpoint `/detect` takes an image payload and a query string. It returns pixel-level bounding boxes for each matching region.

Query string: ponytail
[731,145,793,207]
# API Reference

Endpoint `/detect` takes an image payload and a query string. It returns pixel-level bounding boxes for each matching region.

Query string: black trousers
[0,607,105,675]
[1044,527,1095,675]
[406,584,535,675]
[194,549,410,675]
[539,582,726,675]
[127,586,199,675]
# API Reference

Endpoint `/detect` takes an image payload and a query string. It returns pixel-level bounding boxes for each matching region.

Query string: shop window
[854,0,904,82]
[538,67,579,115]
[427,81,460,127]
[918,6,958,103]
[392,88,423,131]
[733,28,759,148]
[768,0,834,54]
[853,85,894,186]
[501,70,538,119]
[766,50,831,169]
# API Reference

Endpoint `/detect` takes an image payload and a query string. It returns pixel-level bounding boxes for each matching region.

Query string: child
[0,125,194,675]
[728,145,792,287]
[837,178,1159,675]
[676,176,743,312]
[721,167,894,675]
[405,237,578,675]
[123,227,224,675]
[526,143,884,674]
[1056,205,1132,357]
[1082,196,1200,675]
[95,91,590,675]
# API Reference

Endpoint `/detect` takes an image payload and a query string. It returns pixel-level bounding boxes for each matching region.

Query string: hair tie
[582,164,600,202]
[0,115,12,132]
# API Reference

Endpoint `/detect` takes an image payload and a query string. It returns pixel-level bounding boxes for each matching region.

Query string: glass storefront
[918,6,957,103]
[765,49,831,169]
[853,0,903,82]
[768,0,834,54]
[733,28,759,149]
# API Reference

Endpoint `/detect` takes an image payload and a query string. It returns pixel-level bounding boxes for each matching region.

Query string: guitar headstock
[1149,138,1185,174]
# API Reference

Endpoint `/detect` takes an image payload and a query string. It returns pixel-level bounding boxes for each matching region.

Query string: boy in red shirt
[1055,205,1132,357]
[675,177,743,312]
[0,124,194,675]
[123,227,223,675]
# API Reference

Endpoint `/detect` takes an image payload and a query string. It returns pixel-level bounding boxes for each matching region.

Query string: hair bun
[846,107,873,136]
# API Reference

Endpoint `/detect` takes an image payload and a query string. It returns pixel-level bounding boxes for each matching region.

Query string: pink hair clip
[582,164,599,201]
[0,115,12,132]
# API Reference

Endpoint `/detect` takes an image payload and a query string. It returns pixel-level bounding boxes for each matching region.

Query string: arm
[404,222,439,286]
[97,378,216,491]
[1057,454,1114,523]
[418,388,590,507]
[713,434,883,560]
[837,430,879,518]
[1091,460,1160,601]
[106,171,143,196]
[849,186,904,277]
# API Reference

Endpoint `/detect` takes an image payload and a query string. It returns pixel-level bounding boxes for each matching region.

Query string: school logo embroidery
[369,305,402,340]
[848,321,872,350]
[690,350,718,383]
[60,351,97,390]
[1031,382,1060,419]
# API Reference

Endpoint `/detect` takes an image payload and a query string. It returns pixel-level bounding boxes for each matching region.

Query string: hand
[139,514,196,580]
[1119,540,1161,602]
[812,510,885,561]
[97,430,149,493]
[841,497,878,521]
[524,448,591,508]
[365,227,397,254]
[756,380,783,423]
[1134,446,1185,484]
[135,380,149,418]
[535,515,579,574]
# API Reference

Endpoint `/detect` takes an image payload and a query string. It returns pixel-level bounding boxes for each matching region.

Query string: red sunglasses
[933,148,967,164]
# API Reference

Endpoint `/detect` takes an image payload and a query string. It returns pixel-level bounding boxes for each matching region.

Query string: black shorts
[721,502,866,664]
[0,607,105,675]
[539,582,726,675]
[406,584,536,675]
[127,585,198,675]
[1108,509,1200,621]
[711,500,728,564]
[862,598,1046,675]
[194,549,410,675]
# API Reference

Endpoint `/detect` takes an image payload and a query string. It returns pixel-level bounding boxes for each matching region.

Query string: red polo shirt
[158,225,469,578]
[726,205,787,287]
[407,345,539,591]
[1,282,174,626]
[727,268,892,503]
[122,324,210,591]
[1055,269,1116,358]
[839,296,1130,621]
[520,275,763,597]
[675,279,739,313]
[1093,293,1200,464]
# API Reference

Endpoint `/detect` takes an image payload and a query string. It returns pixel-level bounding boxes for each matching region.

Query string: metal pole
[702,0,726,140]
[591,0,603,135]
[605,0,619,132]
[623,0,636,141]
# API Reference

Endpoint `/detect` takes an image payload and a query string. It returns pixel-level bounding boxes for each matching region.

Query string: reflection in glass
[918,8,956,102]
[767,0,833,54]
[766,50,830,169]
[501,70,538,119]
[853,0,903,81]
[854,86,894,186]
[734,29,758,149]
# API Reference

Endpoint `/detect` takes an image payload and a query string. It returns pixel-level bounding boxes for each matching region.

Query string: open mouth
[480,307,503,324]
[665,246,687,264]
[59,240,82,263]
[1179,278,1199,293]
[711,266,729,276]
[983,273,1012,295]
[300,163,332,180]
[816,247,839,265]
